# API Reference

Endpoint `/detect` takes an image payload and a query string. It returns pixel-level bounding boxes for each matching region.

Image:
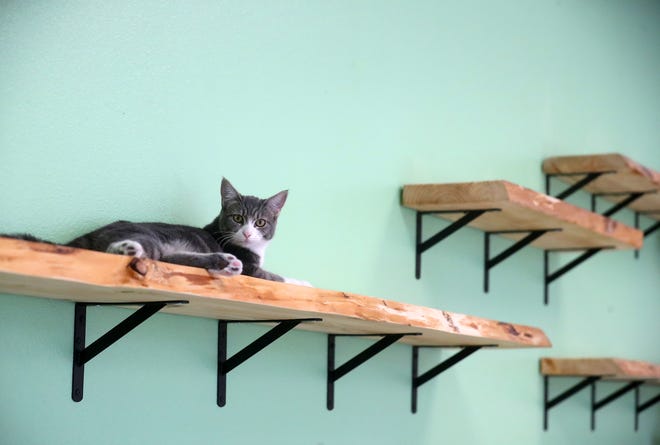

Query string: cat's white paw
[283,277,313,287]
[107,240,145,258]
[209,253,243,277]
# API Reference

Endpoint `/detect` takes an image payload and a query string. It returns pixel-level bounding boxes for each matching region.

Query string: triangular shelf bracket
[412,345,487,413]
[327,332,421,410]
[590,380,645,430]
[484,229,561,293]
[634,212,660,259]
[217,318,321,407]
[415,208,500,279]
[591,191,651,218]
[543,247,614,305]
[545,171,616,200]
[545,376,657,431]
[543,375,601,431]
[72,300,189,402]
[635,386,660,431]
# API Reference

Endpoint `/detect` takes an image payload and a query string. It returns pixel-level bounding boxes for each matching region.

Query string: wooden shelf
[543,153,660,220]
[541,357,660,382]
[542,357,660,431]
[402,180,643,250]
[0,237,551,349]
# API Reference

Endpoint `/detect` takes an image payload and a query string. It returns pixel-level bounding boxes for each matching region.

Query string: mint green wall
[1,1,658,444]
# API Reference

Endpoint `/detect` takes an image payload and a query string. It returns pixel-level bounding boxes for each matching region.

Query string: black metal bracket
[543,375,600,430]
[545,171,616,200]
[72,300,188,402]
[484,229,561,293]
[643,220,660,237]
[590,380,645,430]
[543,247,613,305]
[636,211,660,237]
[634,211,660,259]
[545,377,657,431]
[635,386,660,431]
[546,170,659,217]
[412,345,486,413]
[590,191,654,217]
[217,318,321,407]
[327,332,421,410]
[415,209,500,279]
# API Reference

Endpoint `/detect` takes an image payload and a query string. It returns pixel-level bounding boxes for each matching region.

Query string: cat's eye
[254,219,267,228]
[231,215,244,224]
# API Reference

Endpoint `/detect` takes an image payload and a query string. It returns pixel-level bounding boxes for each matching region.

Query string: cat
[4,178,310,286]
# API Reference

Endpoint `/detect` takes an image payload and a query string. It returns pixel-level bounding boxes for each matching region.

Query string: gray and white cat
[7,179,309,285]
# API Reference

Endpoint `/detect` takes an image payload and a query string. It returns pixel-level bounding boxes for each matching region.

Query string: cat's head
[216,178,288,256]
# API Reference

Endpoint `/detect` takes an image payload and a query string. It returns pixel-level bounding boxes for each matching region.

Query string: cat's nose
[243,231,252,240]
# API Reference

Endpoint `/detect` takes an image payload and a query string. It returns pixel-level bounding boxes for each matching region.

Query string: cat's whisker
[213,232,237,246]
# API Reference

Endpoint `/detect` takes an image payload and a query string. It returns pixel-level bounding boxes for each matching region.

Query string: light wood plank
[401,180,643,250]
[543,153,660,219]
[0,238,551,348]
[540,358,660,381]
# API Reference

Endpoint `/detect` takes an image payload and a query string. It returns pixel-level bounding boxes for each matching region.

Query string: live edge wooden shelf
[401,180,643,304]
[543,153,660,220]
[0,237,550,411]
[541,357,660,381]
[540,357,660,431]
[0,237,548,348]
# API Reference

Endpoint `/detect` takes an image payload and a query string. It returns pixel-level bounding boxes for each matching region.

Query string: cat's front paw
[107,240,145,258]
[208,253,243,277]
[283,277,313,287]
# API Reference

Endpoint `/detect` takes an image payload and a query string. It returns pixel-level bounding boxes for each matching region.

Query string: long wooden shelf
[543,153,660,220]
[402,180,643,250]
[0,237,551,348]
[541,357,660,382]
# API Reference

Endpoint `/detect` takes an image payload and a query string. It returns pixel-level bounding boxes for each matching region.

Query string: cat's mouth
[233,233,260,247]
[234,234,268,253]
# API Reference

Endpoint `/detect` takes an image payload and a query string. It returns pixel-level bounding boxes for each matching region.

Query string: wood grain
[401,180,643,249]
[540,358,660,380]
[543,154,660,219]
[0,238,551,348]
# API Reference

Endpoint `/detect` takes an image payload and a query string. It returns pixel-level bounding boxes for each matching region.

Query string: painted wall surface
[1,1,658,444]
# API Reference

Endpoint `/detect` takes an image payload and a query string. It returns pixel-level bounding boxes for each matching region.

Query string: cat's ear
[265,190,288,216]
[221,178,241,206]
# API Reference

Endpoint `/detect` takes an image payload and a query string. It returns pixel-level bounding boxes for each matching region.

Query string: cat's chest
[250,244,266,267]
[224,242,266,268]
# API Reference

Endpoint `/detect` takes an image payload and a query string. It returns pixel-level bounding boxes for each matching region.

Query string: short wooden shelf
[0,237,550,348]
[541,357,660,431]
[543,153,660,220]
[402,180,642,250]
[402,180,643,303]
[541,357,660,381]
